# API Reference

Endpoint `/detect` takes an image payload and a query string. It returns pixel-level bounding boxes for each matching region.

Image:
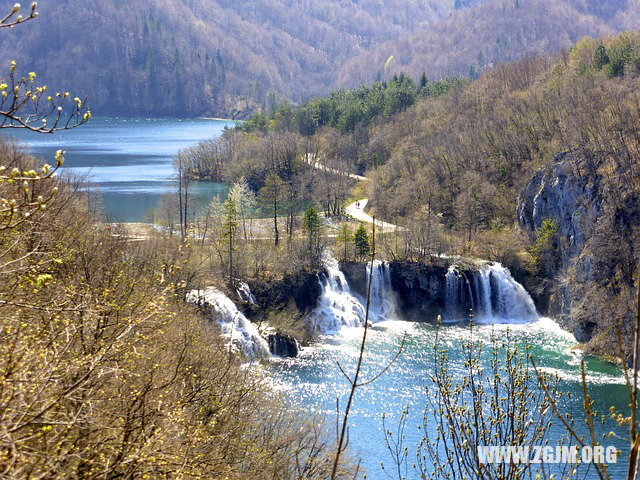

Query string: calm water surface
[3,117,234,222]
[269,319,628,479]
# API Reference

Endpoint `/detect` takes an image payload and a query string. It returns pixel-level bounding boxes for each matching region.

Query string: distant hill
[0,0,637,117]
[337,0,640,86]
[0,0,481,117]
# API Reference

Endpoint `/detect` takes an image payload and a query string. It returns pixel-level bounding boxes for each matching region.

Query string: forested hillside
[2,0,638,117]
[338,0,640,86]
[183,30,640,357]
[0,0,482,117]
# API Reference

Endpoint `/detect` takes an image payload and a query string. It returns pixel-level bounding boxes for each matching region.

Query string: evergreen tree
[419,71,428,89]
[607,58,625,78]
[594,44,610,70]
[303,206,322,268]
[353,224,371,261]
[221,196,238,287]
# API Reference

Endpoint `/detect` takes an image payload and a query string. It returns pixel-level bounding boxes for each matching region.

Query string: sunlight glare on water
[268,317,628,479]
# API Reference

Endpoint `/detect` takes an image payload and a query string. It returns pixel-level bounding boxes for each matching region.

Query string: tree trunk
[178,167,184,239]
[228,227,233,288]
[273,197,279,246]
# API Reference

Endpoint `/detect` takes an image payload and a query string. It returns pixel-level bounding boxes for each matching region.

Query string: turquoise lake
[269,319,629,479]
[2,117,234,222]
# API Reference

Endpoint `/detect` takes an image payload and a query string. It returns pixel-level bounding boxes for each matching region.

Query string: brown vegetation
[338,0,640,88]
[0,142,357,478]
[1,0,637,117]
[192,30,640,358]
[0,0,480,117]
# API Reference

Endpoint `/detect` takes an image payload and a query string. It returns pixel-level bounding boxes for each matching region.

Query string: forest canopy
[0,0,637,117]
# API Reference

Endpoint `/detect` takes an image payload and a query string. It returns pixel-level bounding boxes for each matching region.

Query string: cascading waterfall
[307,255,397,334]
[307,255,368,333]
[367,260,397,321]
[445,262,538,322]
[236,282,257,305]
[308,254,537,333]
[186,287,270,361]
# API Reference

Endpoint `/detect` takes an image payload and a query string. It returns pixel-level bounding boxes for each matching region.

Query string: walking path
[344,199,400,233]
[305,153,401,232]
[304,153,368,182]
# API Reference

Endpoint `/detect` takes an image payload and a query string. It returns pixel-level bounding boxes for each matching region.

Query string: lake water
[2,117,234,222]
[269,319,628,479]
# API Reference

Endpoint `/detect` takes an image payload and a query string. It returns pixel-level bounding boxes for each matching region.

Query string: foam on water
[307,255,398,334]
[186,287,269,361]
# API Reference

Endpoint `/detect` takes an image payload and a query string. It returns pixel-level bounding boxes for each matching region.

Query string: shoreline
[199,116,241,122]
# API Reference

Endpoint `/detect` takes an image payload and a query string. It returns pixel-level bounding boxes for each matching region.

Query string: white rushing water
[309,255,539,334]
[445,262,538,322]
[186,287,270,361]
[306,255,397,334]
[306,255,367,333]
[236,281,258,305]
[366,260,398,321]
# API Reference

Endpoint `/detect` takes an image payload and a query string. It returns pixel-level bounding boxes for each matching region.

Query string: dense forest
[1,0,638,117]
[0,0,481,117]
[339,0,640,86]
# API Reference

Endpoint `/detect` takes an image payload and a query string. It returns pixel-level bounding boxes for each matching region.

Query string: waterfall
[307,255,397,334]
[186,287,270,361]
[444,262,538,322]
[367,260,397,321]
[237,282,257,305]
[307,256,367,333]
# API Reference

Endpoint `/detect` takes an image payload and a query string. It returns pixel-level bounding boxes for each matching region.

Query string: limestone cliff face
[517,153,603,271]
[388,261,449,322]
[341,260,450,322]
[517,153,637,349]
[247,271,323,315]
[243,271,324,356]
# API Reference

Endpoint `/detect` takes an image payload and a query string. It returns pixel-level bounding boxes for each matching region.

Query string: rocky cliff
[247,271,324,315]
[517,152,638,352]
[341,259,449,322]
[242,270,324,352]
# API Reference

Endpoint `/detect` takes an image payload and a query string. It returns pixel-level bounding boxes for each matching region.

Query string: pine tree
[419,71,428,88]
[303,207,322,268]
[353,224,371,261]
[221,196,238,287]
[594,44,610,70]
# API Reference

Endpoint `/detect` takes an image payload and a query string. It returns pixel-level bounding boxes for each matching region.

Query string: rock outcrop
[388,261,449,322]
[341,259,448,322]
[247,270,323,315]
[241,270,324,356]
[268,333,300,357]
[517,152,603,272]
[517,152,637,348]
